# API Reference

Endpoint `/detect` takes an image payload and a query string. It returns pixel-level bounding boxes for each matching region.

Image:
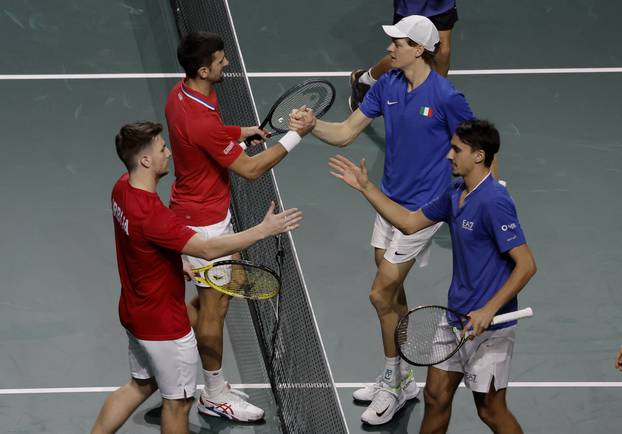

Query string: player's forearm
[312,119,355,147]
[361,183,422,235]
[186,226,267,261]
[244,145,288,180]
[484,247,537,313]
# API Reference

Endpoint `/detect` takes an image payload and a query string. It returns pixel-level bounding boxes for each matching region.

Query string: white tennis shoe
[360,382,406,425]
[197,383,264,422]
[353,370,420,402]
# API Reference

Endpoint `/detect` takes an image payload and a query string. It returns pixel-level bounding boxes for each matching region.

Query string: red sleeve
[190,114,243,167]
[143,200,196,252]
[223,125,241,141]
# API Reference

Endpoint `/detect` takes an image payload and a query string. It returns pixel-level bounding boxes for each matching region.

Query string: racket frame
[395,304,534,367]
[244,79,336,145]
[192,259,281,300]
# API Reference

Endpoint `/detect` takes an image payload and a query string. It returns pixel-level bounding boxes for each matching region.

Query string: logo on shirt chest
[419,106,433,117]
[461,219,475,231]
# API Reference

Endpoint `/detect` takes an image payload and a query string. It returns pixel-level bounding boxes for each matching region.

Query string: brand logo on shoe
[376,404,390,417]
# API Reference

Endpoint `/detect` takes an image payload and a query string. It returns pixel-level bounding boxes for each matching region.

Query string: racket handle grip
[490,307,533,326]
[244,134,263,146]
[239,141,247,150]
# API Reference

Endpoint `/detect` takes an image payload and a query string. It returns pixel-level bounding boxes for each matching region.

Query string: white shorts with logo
[370,212,443,265]
[185,211,235,287]
[434,320,516,393]
[127,329,199,399]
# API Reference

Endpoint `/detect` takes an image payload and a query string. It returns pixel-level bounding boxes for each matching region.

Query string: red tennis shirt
[165,80,243,226]
[111,174,196,340]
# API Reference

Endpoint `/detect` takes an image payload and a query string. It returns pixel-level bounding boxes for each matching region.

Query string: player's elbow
[521,255,537,281]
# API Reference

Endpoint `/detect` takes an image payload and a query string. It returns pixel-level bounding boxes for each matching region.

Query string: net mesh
[396,306,466,366]
[168,1,348,432]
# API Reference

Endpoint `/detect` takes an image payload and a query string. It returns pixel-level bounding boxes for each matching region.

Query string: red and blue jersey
[422,174,527,329]
[360,69,474,211]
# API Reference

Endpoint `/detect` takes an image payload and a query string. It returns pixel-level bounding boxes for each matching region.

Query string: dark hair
[115,121,163,171]
[408,39,438,65]
[177,32,224,78]
[454,119,500,167]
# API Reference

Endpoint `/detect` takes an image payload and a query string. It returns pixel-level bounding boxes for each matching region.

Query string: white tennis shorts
[435,321,516,393]
[127,329,199,399]
[370,212,443,265]
[185,211,235,287]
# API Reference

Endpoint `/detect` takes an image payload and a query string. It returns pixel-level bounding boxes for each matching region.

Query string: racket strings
[207,263,279,299]
[269,82,334,132]
[397,307,463,366]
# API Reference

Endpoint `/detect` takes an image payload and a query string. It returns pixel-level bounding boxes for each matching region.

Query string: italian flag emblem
[419,106,433,117]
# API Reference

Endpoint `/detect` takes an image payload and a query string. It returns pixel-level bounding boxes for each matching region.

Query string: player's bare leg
[473,384,523,434]
[195,286,231,370]
[432,30,452,77]
[359,249,419,424]
[91,377,157,434]
[161,397,193,434]
[370,252,415,357]
[419,367,463,434]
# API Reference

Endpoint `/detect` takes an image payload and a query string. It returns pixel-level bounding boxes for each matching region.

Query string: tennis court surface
[1,0,622,432]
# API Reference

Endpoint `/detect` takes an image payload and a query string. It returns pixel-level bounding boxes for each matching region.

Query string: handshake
[287,105,317,137]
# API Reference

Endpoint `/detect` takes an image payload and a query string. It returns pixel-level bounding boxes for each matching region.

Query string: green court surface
[1,1,621,432]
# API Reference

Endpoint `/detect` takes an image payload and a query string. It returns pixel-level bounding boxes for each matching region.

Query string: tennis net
[168,1,348,432]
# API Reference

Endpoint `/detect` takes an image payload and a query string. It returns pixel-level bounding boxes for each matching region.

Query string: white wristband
[279,131,301,152]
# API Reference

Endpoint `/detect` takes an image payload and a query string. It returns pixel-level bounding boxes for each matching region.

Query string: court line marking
[3,382,622,394]
[1,67,622,80]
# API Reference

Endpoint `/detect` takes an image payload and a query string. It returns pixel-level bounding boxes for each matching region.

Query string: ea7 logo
[462,219,474,231]
[501,223,517,231]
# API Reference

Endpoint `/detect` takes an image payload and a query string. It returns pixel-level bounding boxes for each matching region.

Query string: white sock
[358,69,377,86]
[204,368,226,397]
[382,356,401,388]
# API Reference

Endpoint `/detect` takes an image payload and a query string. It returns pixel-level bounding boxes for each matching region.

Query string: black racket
[395,305,533,366]
[243,79,336,147]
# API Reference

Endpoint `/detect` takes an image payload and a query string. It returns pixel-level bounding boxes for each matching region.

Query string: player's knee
[423,385,452,411]
[368,290,392,314]
[162,397,193,416]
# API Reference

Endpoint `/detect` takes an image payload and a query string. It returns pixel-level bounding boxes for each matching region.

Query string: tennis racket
[395,305,534,367]
[242,79,336,148]
[192,259,280,300]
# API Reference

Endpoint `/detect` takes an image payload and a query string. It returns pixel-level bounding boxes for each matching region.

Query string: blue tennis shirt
[360,69,473,211]
[394,0,456,18]
[422,174,527,329]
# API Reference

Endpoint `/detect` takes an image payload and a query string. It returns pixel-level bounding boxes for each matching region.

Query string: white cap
[382,15,439,51]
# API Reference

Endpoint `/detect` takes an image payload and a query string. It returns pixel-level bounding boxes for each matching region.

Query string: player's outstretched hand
[289,105,316,136]
[329,154,369,192]
[260,201,303,237]
[241,126,269,146]
[615,346,622,371]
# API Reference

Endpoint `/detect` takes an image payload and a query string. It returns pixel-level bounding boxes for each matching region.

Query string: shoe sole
[197,404,264,422]
[361,398,407,426]
[354,384,420,403]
